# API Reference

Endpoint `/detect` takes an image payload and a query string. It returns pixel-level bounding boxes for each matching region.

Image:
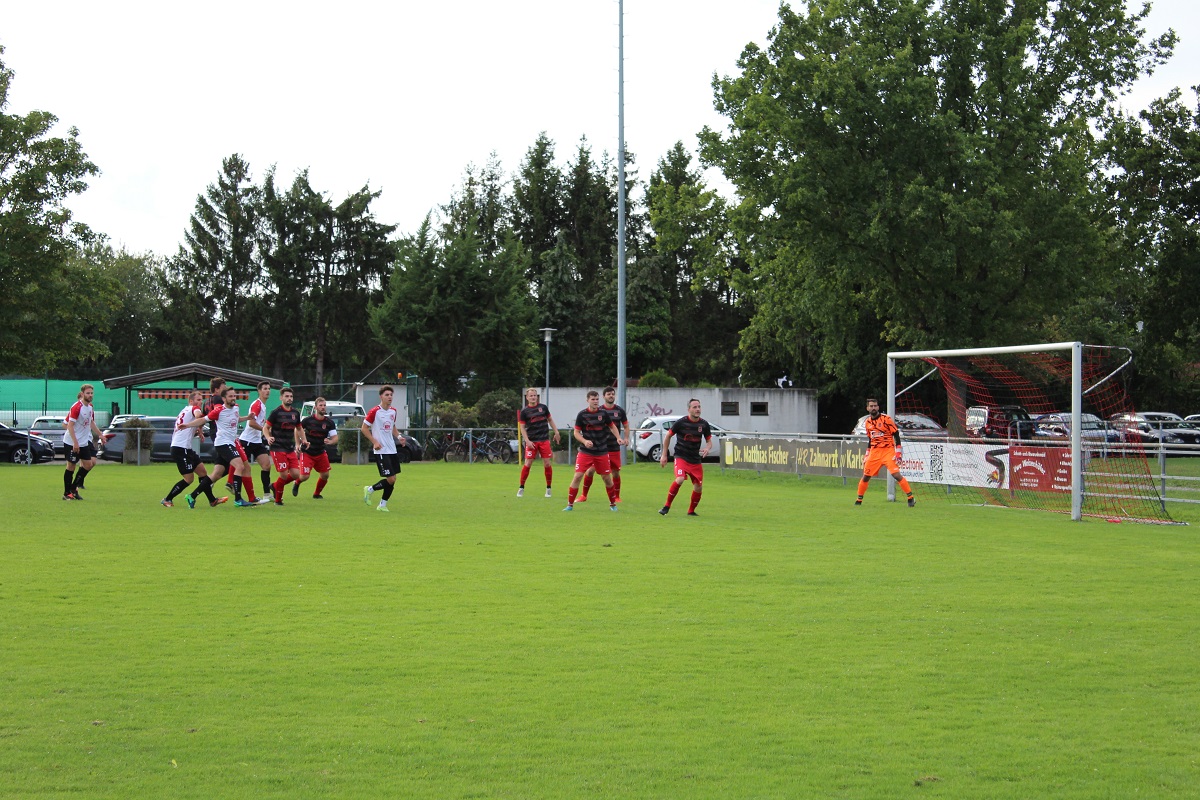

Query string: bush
[432,401,478,429]
[337,416,366,456]
[639,370,678,388]
[475,389,522,428]
[123,418,154,452]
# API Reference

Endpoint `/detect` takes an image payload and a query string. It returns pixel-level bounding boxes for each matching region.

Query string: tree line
[3,0,1199,428]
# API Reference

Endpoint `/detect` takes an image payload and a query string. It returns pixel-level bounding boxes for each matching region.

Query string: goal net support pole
[887,342,1084,520]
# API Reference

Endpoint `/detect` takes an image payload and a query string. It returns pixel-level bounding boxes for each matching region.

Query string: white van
[300,401,366,419]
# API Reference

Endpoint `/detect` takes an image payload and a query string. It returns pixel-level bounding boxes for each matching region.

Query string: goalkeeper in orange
[856,398,916,507]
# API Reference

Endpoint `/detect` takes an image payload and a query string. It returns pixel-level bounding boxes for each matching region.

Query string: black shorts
[214,444,240,468]
[239,440,269,461]
[171,446,202,475]
[372,452,401,478]
[66,442,97,464]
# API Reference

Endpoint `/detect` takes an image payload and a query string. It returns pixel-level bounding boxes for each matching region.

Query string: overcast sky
[4,0,1197,257]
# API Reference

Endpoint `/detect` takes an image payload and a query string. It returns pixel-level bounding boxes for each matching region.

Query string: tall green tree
[700,0,1174,400]
[0,47,117,372]
[182,154,264,365]
[511,133,565,293]
[370,218,534,400]
[646,142,746,384]
[1102,87,1200,408]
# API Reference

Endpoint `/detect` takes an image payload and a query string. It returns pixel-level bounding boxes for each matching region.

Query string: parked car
[29,416,68,457]
[634,416,739,462]
[965,405,1037,439]
[1108,412,1200,446]
[98,416,215,462]
[851,412,949,440]
[1033,412,1120,444]
[301,401,366,419]
[0,422,56,464]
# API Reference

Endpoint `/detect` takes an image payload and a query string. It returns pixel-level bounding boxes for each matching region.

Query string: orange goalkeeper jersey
[864,413,899,450]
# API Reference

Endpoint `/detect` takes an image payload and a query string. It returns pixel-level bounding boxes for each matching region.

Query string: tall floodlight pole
[540,328,556,406]
[616,0,628,460]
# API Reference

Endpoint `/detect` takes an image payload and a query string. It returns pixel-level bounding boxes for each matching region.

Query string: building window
[721,401,739,416]
[750,401,769,416]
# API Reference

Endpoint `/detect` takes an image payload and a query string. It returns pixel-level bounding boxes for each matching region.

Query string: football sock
[896,475,913,495]
[665,482,681,507]
[71,465,90,491]
[372,479,389,492]
[544,465,553,487]
[166,479,188,501]
[607,483,618,504]
[192,476,216,503]
[581,474,594,497]
[382,482,395,501]
[233,476,243,501]
[241,476,257,503]
[261,470,272,497]
[857,479,870,497]
[64,469,74,495]
[688,491,702,514]
[519,464,530,488]
[612,473,621,498]
[568,487,578,505]
[314,477,327,496]
[226,471,235,487]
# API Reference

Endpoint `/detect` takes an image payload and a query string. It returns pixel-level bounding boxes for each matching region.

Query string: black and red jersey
[574,408,613,456]
[600,403,628,452]
[301,415,338,455]
[266,406,302,451]
[670,416,712,464]
[519,403,553,442]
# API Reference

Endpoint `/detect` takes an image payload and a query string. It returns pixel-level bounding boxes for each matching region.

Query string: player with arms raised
[856,398,916,507]
[658,398,712,516]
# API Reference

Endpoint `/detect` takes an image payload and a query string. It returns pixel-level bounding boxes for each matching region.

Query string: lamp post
[539,328,556,406]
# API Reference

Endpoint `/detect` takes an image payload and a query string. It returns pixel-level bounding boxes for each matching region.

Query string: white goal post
[887,342,1085,520]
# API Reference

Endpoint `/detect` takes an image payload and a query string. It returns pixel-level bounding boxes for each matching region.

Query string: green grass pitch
[2,461,1198,798]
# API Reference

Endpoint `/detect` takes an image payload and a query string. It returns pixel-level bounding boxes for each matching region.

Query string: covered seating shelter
[102,363,285,414]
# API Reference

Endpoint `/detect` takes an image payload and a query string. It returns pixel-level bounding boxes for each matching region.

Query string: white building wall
[542,387,818,434]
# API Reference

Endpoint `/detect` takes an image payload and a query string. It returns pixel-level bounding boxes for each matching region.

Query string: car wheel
[647,444,661,462]
[11,447,32,465]
[397,447,412,464]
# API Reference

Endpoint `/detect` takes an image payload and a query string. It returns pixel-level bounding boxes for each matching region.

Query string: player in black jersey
[659,399,712,516]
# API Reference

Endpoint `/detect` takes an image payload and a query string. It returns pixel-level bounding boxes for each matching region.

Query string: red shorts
[863,447,899,477]
[575,451,612,475]
[607,451,623,472]
[301,451,331,476]
[272,451,301,473]
[674,459,704,484]
[524,440,553,460]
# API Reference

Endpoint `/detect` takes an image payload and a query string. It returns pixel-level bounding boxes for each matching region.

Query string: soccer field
[2,462,1197,798]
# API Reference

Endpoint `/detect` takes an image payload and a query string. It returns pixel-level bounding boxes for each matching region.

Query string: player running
[162,390,216,507]
[658,399,712,517]
[855,398,916,507]
[517,387,561,498]
[563,390,621,512]
[294,397,338,499]
[62,383,103,500]
[263,388,307,505]
[235,380,274,504]
[361,386,407,512]
[578,386,629,503]
[179,386,251,508]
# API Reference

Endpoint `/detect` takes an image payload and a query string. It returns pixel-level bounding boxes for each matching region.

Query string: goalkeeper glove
[894,450,903,463]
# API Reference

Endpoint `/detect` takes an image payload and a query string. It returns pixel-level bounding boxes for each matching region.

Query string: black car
[326,415,421,463]
[0,422,56,464]
[99,416,216,462]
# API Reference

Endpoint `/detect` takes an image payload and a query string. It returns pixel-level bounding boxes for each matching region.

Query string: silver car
[29,416,68,457]
[633,415,736,462]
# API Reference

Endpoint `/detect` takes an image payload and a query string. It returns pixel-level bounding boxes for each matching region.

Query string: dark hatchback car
[98,416,216,462]
[0,423,56,464]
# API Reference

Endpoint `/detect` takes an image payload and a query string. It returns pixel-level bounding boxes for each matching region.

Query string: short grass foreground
[2,462,1198,798]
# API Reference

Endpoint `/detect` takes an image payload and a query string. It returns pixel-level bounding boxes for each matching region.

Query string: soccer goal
[886,342,1176,524]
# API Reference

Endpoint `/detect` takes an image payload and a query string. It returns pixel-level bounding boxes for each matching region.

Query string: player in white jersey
[361,386,407,512]
[162,390,216,507]
[62,383,103,500]
[178,386,252,508]
[234,380,273,504]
